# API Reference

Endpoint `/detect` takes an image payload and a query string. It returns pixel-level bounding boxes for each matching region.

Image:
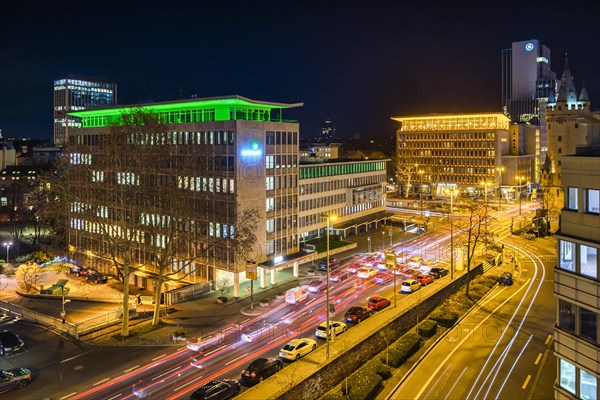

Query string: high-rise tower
[53,75,117,147]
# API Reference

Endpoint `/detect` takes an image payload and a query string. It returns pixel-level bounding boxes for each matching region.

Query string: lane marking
[59,392,77,400]
[152,354,167,361]
[445,366,468,400]
[107,394,122,400]
[93,377,110,386]
[545,335,552,346]
[124,364,140,373]
[172,374,204,392]
[205,344,227,356]
[534,353,542,365]
[59,352,90,364]
[522,375,532,389]
[493,334,533,400]
[152,365,181,381]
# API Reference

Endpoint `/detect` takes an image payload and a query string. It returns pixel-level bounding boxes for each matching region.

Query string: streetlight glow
[444,189,458,279]
[321,213,337,360]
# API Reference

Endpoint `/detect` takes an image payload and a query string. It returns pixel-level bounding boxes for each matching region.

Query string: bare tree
[455,198,491,298]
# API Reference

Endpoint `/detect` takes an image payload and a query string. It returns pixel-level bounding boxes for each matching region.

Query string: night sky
[1,0,599,142]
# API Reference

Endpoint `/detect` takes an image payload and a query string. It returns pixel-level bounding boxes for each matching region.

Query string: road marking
[444,366,467,400]
[225,353,248,366]
[107,394,122,400]
[545,334,552,346]
[240,318,251,324]
[522,374,532,389]
[152,365,181,381]
[205,344,227,356]
[59,392,77,400]
[172,375,204,392]
[93,377,110,386]
[124,364,140,373]
[534,353,542,365]
[152,353,167,361]
[306,298,316,305]
[59,352,90,364]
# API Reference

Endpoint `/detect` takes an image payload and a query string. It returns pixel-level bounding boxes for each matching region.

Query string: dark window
[266,132,275,145]
[559,300,576,333]
[558,136,562,142]
[580,308,597,342]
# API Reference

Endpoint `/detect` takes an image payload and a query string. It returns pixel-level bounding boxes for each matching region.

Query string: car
[407,256,423,268]
[68,265,88,276]
[86,271,108,284]
[498,272,513,286]
[346,263,360,274]
[356,267,378,279]
[0,331,25,356]
[278,338,317,361]
[374,272,393,284]
[241,358,283,385]
[401,279,421,293]
[367,296,391,311]
[189,379,241,400]
[429,267,449,279]
[329,269,351,282]
[315,321,347,339]
[307,279,327,293]
[0,368,31,394]
[415,274,434,286]
[285,287,309,304]
[344,306,372,324]
[392,264,409,276]
[362,255,380,266]
[318,258,340,271]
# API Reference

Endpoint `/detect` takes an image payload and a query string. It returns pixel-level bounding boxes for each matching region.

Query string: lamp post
[381,231,385,251]
[481,181,490,250]
[418,169,424,218]
[367,236,371,253]
[517,176,524,215]
[322,213,337,360]
[496,166,505,211]
[445,190,457,279]
[4,241,12,263]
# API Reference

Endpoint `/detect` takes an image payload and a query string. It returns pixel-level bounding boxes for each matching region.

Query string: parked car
[374,272,393,284]
[498,272,513,286]
[415,274,434,286]
[0,368,31,394]
[0,331,25,356]
[315,321,347,339]
[356,267,378,279]
[401,279,421,293]
[329,269,351,282]
[278,338,317,361]
[241,358,283,385]
[285,287,309,304]
[318,258,340,272]
[367,296,391,311]
[307,280,327,293]
[429,267,449,279]
[86,271,108,284]
[344,306,372,324]
[68,265,88,277]
[189,379,240,400]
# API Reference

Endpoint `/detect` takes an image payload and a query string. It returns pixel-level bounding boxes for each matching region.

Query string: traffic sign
[385,251,396,269]
[246,261,258,280]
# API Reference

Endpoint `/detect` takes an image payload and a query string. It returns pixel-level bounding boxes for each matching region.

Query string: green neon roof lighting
[68,95,303,128]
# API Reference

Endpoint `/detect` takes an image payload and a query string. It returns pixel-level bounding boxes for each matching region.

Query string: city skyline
[1,0,599,141]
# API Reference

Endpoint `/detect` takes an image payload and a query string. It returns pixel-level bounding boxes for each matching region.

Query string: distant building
[554,143,599,400]
[54,75,117,147]
[299,142,340,160]
[319,118,336,141]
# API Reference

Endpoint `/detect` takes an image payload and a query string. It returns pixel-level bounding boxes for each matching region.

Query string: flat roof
[391,112,509,122]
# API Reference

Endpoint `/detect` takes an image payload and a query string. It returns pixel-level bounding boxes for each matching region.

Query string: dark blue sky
[1,0,599,142]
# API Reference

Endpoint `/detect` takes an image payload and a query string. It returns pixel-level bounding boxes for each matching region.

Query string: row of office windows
[299,200,381,228]
[266,195,296,212]
[266,175,297,191]
[300,194,346,212]
[265,131,298,145]
[299,174,384,195]
[558,358,597,400]
[299,162,386,180]
[398,149,495,158]
[399,140,494,149]
[265,235,298,256]
[559,240,598,279]
[266,215,297,233]
[398,131,497,140]
[265,155,298,169]
[558,299,598,343]
[567,187,600,214]
[178,176,235,194]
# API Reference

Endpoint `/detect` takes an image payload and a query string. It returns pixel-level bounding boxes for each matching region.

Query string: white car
[356,267,378,279]
[407,256,423,268]
[315,321,347,339]
[285,287,309,304]
[401,279,421,293]
[279,338,318,361]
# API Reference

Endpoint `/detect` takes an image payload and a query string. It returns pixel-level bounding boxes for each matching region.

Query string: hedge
[340,361,383,400]
[381,331,421,368]
[417,319,438,338]
[428,308,459,328]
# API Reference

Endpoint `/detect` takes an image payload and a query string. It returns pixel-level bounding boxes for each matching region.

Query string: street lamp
[418,169,424,218]
[496,166,505,211]
[4,241,12,263]
[367,236,371,253]
[517,176,524,215]
[444,189,457,280]
[481,181,491,250]
[321,213,337,360]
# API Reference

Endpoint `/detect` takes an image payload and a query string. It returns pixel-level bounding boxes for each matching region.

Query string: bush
[417,319,438,338]
[365,358,392,380]
[2,265,15,277]
[429,309,459,328]
[382,332,421,367]
[341,364,383,400]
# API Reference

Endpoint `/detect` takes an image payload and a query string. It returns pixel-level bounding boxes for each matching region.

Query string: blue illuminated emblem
[525,42,534,52]
[241,141,262,157]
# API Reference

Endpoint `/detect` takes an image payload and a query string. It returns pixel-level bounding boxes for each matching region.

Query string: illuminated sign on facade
[240,141,262,157]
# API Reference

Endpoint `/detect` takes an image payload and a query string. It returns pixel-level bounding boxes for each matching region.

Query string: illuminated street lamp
[444,189,458,279]
[517,176,525,215]
[321,213,337,360]
[418,169,424,218]
[367,236,371,253]
[4,241,11,263]
[496,166,505,211]
[481,181,491,246]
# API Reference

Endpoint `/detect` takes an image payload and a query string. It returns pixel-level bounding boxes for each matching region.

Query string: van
[285,287,309,304]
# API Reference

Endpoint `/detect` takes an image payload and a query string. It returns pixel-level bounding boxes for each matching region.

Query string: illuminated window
[586,189,599,214]
[567,187,578,210]
[559,240,575,272]
[266,177,274,191]
[580,245,598,279]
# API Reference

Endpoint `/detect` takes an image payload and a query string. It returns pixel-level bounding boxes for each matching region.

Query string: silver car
[0,368,31,394]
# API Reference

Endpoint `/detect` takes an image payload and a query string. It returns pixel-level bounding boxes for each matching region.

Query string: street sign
[246,261,258,280]
[385,251,396,269]
[60,310,66,317]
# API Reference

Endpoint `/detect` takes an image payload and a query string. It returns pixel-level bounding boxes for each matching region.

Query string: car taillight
[251,372,257,378]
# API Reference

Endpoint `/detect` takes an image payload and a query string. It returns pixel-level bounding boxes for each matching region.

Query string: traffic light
[329,303,335,315]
